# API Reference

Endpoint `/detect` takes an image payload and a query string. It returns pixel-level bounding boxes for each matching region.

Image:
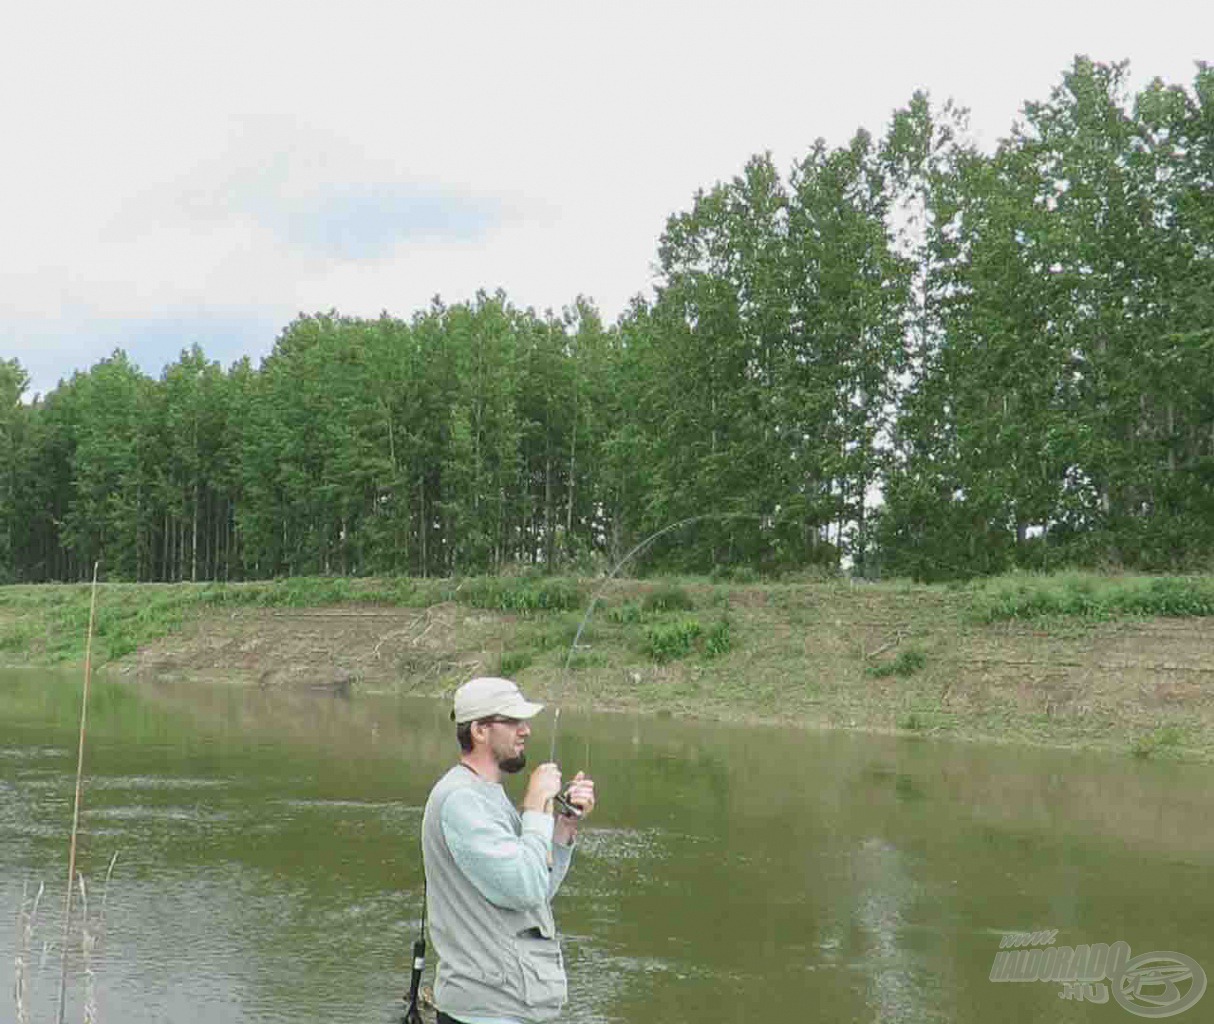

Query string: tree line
[2,58,1211,583]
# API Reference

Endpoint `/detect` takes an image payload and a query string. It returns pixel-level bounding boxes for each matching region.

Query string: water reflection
[1,668,1210,1023]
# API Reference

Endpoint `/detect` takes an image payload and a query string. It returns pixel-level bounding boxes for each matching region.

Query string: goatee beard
[498,752,527,774]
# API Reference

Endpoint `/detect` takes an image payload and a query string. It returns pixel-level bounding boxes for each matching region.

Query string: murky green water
[2,668,1210,1023]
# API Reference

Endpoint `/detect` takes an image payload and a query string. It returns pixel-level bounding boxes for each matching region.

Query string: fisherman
[421,676,596,1024]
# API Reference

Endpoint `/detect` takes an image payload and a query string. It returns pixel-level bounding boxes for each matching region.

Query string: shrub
[704,617,732,658]
[641,584,695,614]
[868,647,927,678]
[1130,726,1184,759]
[499,650,533,675]
[566,650,608,669]
[970,572,1214,623]
[458,577,583,614]
[644,618,702,663]
[0,621,37,653]
[606,602,643,624]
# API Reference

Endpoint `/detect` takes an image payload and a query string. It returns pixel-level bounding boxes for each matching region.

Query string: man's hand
[522,762,563,814]
[561,771,595,818]
[553,771,595,845]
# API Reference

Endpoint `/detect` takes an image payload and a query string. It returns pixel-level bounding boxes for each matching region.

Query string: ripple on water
[0,745,67,761]
[89,775,230,791]
[568,941,745,1015]
[274,798,423,813]
[573,827,674,861]
[88,804,235,824]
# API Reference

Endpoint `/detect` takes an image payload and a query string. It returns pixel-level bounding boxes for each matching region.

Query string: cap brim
[510,699,545,719]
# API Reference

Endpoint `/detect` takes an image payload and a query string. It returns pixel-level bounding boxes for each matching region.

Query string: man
[421,676,596,1024]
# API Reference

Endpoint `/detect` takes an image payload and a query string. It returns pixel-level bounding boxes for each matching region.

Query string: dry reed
[14,880,45,1024]
[56,561,100,1024]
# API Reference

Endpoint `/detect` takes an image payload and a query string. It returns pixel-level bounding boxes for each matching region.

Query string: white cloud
[1,0,1209,395]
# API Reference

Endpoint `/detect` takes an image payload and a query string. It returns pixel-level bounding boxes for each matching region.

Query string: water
[1,668,1210,1023]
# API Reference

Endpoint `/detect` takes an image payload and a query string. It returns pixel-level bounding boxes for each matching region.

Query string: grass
[969,571,1214,623]
[643,618,703,663]
[704,616,732,658]
[4,570,1214,762]
[499,650,533,676]
[1129,725,1188,760]
[0,576,589,666]
[454,576,584,614]
[868,647,927,678]
[641,584,696,613]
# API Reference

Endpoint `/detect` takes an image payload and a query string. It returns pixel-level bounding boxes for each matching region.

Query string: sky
[3,0,1210,398]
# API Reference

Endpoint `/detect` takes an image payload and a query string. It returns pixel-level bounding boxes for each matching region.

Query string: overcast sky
[3,1,1210,397]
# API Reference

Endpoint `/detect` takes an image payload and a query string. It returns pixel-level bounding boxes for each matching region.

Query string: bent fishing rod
[407,500,937,1015]
[398,512,757,1015]
[547,509,792,770]
[547,502,991,760]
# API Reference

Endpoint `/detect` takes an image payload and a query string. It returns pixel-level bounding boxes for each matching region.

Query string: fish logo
[1111,951,1207,1019]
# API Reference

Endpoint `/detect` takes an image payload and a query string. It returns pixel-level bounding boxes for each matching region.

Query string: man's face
[481,717,530,773]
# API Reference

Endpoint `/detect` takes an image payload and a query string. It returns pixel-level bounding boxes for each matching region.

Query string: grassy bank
[0,575,583,664]
[2,572,1214,762]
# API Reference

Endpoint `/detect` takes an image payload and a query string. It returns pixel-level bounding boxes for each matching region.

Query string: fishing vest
[421,766,568,1023]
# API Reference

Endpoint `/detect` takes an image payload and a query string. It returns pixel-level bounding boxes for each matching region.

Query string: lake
[2,668,1209,1022]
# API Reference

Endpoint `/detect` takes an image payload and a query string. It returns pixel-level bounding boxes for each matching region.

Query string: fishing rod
[56,561,100,1024]
[545,503,991,785]
[401,875,427,1024]
[400,513,777,1015]
[547,510,786,771]
[402,509,1015,1012]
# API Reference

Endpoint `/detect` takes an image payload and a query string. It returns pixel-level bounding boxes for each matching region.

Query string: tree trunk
[192,483,199,583]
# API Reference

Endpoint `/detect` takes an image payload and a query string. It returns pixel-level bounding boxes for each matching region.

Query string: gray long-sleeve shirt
[440,781,575,910]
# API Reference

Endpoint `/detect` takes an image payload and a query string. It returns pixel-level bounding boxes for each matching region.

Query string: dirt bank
[110,582,1214,763]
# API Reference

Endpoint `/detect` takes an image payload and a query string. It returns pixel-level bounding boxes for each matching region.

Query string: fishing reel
[553,784,584,819]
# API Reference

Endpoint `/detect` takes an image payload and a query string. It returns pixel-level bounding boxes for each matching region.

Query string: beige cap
[452,677,545,724]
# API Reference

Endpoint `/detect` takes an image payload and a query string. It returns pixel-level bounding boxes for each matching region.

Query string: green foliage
[499,650,532,675]
[879,60,1214,580]
[970,573,1214,622]
[1,61,1212,584]
[704,616,732,658]
[868,647,927,678]
[456,577,583,614]
[0,620,38,654]
[606,601,644,624]
[641,584,695,613]
[644,617,703,663]
[566,650,608,669]
[1130,726,1185,760]
[710,564,759,584]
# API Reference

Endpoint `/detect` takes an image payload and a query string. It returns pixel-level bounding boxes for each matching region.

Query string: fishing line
[406,510,965,1016]
[546,504,987,764]
[548,510,789,766]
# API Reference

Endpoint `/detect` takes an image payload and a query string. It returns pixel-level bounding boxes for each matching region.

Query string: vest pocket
[518,938,567,1015]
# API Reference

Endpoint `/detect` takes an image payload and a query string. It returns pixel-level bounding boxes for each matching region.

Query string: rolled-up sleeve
[441,789,553,911]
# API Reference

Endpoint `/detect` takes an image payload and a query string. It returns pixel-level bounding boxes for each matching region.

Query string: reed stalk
[78,874,96,1024]
[56,562,100,1024]
[15,880,45,1024]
